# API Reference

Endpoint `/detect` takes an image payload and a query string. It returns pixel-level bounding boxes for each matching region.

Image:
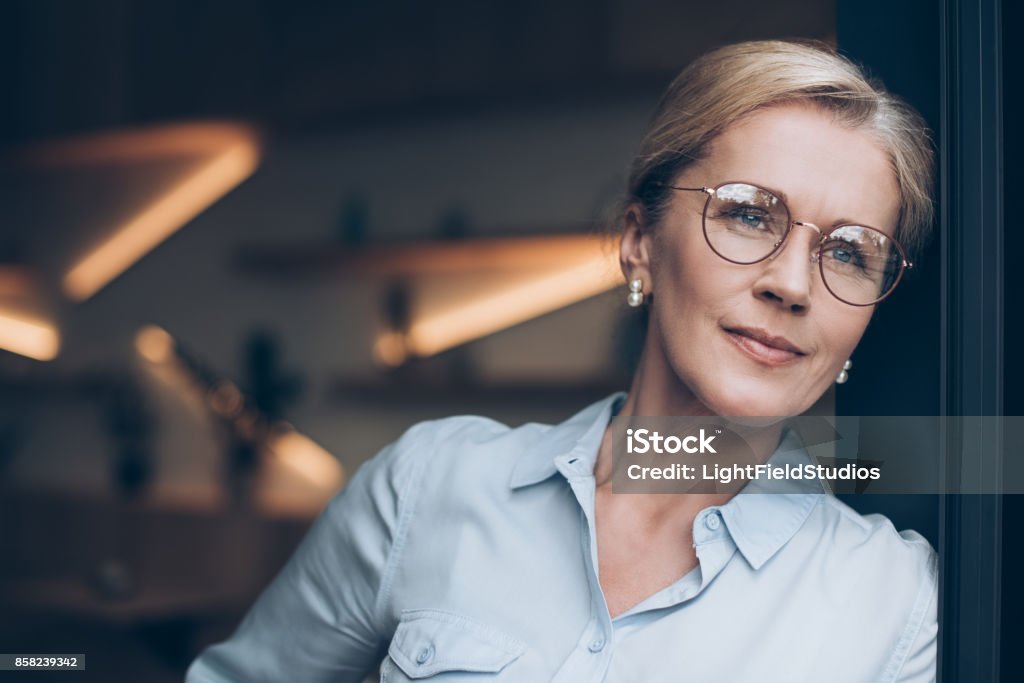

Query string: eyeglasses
[661,181,913,306]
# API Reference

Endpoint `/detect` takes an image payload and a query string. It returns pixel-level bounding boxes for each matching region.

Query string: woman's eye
[831,248,852,262]
[723,206,770,229]
[823,243,867,269]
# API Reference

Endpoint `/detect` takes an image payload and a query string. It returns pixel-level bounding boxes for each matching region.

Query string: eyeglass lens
[703,182,903,305]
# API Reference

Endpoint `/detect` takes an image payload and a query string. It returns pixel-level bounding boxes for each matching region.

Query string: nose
[752,222,820,312]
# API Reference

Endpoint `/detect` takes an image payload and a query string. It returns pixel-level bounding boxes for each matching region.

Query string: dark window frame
[938,0,1004,680]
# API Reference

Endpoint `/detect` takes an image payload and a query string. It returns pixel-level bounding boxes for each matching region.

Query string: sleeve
[889,542,939,683]
[185,422,430,683]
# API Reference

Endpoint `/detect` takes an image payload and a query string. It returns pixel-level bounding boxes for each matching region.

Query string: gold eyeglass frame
[661,180,914,306]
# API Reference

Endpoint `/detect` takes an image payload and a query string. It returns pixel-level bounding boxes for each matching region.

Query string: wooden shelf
[234,232,615,278]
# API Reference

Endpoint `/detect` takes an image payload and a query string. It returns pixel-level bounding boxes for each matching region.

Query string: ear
[619,203,654,293]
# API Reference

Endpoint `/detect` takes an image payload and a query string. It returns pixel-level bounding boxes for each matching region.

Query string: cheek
[651,237,749,322]
[649,245,753,376]
[650,227,721,300]
[817,308,872,362]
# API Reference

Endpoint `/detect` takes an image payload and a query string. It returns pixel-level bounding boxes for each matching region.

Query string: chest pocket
[381,609,525,681]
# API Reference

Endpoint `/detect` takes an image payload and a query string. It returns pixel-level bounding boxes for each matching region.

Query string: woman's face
[623,103,902,417]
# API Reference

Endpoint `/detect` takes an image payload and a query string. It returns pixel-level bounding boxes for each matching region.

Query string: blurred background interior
[0,1,949,680]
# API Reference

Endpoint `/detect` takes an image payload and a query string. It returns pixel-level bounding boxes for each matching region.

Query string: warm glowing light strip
[135,324,344,493]
[268,430,345,492]
[135,325,176,365]
[64,139,259,301]
[403,255,621,358]
[17,122,257,165]
[0,309,60,361]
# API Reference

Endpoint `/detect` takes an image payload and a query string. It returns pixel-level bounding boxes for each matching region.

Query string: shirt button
[704,511,721,531]
[415,645,434,665]
[588,638,606,653]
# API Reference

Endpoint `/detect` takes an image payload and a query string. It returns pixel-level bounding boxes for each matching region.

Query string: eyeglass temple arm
[664,185,714,195]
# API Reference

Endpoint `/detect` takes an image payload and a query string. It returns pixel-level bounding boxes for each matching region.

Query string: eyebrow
[760,185,868,228]
[746,179,790,206]
[730,179,886,230]
[769,186,790,204]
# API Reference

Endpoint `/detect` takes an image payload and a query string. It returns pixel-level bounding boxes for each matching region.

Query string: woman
[187,40,937,682]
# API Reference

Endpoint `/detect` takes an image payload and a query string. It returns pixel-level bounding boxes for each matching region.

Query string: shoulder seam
[822,497,935,551]
[821,496,874,532]
[367,416,510,627]
[881,545,938,682]
[370,421,439,629]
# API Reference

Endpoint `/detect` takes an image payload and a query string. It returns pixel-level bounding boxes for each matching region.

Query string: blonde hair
[625,40,935,259]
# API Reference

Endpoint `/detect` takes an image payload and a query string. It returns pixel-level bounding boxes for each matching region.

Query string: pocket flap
[388,609,525,678]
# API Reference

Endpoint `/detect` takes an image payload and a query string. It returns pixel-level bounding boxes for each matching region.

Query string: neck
[594,334,786,516]
[617,334,712,419]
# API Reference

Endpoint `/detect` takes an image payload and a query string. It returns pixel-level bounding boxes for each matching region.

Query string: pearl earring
[835,359,853,384]
[627,278,644,307]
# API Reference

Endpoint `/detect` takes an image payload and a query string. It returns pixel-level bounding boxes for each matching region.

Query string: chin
[699,378,802,421]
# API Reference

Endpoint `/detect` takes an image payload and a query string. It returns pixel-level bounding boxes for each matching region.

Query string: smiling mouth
[723,327,807,366]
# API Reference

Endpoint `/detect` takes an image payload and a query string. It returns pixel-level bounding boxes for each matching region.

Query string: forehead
[694,103,901,233]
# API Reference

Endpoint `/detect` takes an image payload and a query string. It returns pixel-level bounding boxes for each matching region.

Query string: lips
[723,326,807,366]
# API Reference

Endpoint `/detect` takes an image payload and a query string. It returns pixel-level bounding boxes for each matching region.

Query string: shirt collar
[509,392,626,489]
[717,427,826,570]
[509,393,827,571]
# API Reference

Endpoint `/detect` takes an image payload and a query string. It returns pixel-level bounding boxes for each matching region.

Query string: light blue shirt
[187,393,937,682]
